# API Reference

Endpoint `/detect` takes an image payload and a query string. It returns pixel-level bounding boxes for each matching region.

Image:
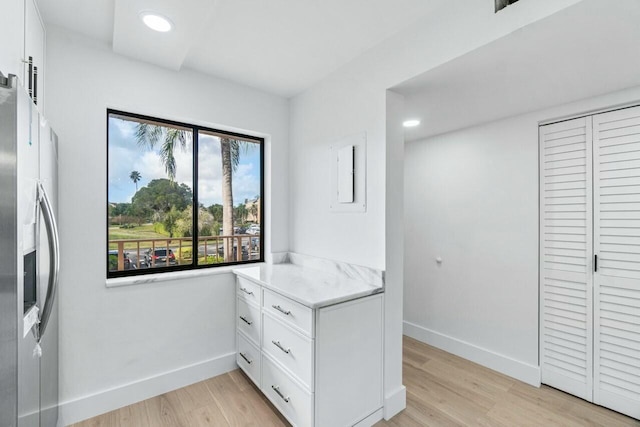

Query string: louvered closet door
[540,117,593,401]
[593,106,640,419]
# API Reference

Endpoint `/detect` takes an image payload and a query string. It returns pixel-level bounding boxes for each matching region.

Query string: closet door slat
[540,117,593,401]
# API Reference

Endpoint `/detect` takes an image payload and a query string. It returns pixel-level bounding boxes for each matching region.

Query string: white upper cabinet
[24,0,46,112]
[0,0,25,78]
[0,0,45,111]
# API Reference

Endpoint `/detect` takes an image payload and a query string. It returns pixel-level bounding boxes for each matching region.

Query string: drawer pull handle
[271,385,290,403]
[239,352,252,364]
[239,315,252,325]
[272,340,291,354]
[240,287,254,295]
[272,304,291,316]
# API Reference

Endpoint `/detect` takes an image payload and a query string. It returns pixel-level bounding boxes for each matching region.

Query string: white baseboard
[403,321,540,387]
[383,385,407,420]
[58,352,237,426]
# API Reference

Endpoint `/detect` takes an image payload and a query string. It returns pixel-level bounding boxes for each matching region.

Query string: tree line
[109,178,257,238]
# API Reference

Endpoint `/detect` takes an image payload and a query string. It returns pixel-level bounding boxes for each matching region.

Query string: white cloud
[113,118,136,140]
[197,135,223,205]
[135,145,193,188]
[233,163,260,205]
[108,146,139,202]
[198,179,222,205]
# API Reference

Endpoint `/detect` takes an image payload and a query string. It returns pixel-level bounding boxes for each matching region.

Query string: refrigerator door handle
[37,181,59,342]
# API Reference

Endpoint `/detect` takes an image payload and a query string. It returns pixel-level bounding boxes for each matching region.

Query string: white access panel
[329,132,366,212]
[592,106,640,420]
[539,116,593,401]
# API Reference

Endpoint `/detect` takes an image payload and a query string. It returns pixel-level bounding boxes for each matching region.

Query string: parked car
[246,224,260,235]
[218,226,247,235]
[144,248,177,267]
[250,237,259,250]
[108,250,135,271]
[214,242,251,260]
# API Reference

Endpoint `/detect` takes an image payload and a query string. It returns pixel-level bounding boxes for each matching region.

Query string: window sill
[105,263,265,288]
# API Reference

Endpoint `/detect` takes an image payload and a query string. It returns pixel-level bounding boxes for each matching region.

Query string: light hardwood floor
[71,336,640,427]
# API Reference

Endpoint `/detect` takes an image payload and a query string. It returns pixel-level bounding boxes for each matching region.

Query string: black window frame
[106,109,265,278]
[495,0,519,13]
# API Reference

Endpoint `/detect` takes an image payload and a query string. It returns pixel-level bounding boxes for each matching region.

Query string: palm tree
[136,125,243,262]
[249,201,258,223]
[129,170,142,192]
[220,138,235,260]
[135,124,189,181]
[235,204,248,226]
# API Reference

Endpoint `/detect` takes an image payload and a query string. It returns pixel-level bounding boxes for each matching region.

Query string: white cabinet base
[235,274,384,426]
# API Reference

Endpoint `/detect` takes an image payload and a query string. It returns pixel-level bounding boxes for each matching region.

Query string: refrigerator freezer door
[17,75,40,427]
[0,74,20,426]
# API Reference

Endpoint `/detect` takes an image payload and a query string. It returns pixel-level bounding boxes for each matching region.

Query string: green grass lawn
[108,223,167,240]
[108,224,176,250]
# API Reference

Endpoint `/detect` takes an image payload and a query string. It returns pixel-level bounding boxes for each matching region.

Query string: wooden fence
[109,234,260,271]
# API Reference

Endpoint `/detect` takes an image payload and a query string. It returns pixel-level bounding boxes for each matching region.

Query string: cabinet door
[539,116,593,401]
[315,294,383,427]
[593,106,640,420]
[0,0,24,77]
[24,0,45,111]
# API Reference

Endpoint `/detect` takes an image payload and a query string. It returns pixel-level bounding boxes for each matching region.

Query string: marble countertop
[232,260,384,309]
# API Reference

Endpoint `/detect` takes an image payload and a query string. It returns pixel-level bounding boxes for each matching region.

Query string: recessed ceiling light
[140,12,173,32]
[403,119,420,128]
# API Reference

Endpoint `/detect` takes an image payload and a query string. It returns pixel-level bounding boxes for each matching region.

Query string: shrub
[153,222,168,235]
[179,247,192,260]
[199,254,223,264]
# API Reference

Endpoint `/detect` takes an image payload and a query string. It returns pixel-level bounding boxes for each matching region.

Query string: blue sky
[107,116,261,206]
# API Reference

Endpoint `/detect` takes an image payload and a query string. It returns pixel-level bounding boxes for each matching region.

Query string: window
[107,110,264,277]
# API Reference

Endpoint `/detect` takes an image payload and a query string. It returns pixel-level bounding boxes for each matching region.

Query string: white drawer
[264,289,313,337]
[237,276,261,305]
[263,313,313,389]
[237,297,261,346]
[262,355,313,427]
[237,332,261,387]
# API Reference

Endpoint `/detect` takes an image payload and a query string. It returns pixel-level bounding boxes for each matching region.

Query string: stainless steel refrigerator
[0,72,60,427]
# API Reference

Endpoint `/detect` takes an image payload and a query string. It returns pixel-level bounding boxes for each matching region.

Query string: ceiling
[396,0,640,142]
[35,0,445,97]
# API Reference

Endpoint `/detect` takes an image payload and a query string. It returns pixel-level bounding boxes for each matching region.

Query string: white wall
[44,27,289,424]
[404,113,541,383]
[289,0,583,418]
[384,90,407,416]
[403,84,640,385]
[289,0,583,268]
